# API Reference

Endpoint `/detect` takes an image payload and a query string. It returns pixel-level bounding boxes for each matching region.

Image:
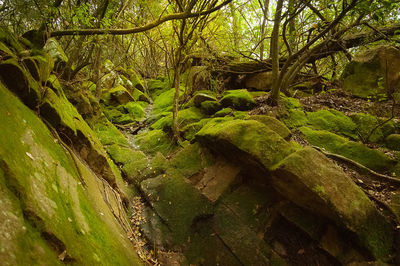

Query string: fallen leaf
[26,152,34,160]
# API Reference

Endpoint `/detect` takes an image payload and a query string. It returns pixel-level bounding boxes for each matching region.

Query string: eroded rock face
[342,45,400,99]
[271,147,394,261]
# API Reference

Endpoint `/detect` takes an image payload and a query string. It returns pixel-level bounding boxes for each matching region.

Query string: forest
[0,0,400,265]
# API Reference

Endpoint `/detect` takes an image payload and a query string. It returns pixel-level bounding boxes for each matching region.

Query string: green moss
[140,169,213,246]
[92,119,128,146]
[220,89,256,111]
[200,100,222,115]
[280,109,309,129]
[249,91,267,98]
[342,60,383,99]
[385,134,400,151]
[0,82,140,265]
[151,107,205,132]
[101,85,134,106]
[214,107,233,117]
[180,118,212,141]
[307,109,357,139]
[299,126,397,172]
[132,88,150,103]
[151,112,173,131]
[247,115,291,139]
[196,119,296,170]
[134,129,176,155]
[351,113,388,143]
[170,143,214,177]
[152,88,183,116]
[147,78,171,98]
[122,102,146,121]
[193,90,218,107]
[106,144,148,183]
[282,96,303,109]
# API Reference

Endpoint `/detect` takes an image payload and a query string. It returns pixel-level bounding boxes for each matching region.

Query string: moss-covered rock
[140,169,213,246]
[220,89,256,111]
[299,127,397,172]
[271,147,394,261]
[180,118,213,141]
[44,38,68,66]
[0,82,140,265]
[200,100,223,115]
[101,85,134,106]
[103,108,135,125]
[151,107,205,132]
[307,109,357,139]
[192,90,218,107]
[122,102,146,121]
[278,96,309,129]
[385,134,400,151]
[342,45,400,99]
[351,113,396,143]
[106,144,149,184]
[170,143,214,177]
[247,115,291,140]
[147,78,171,98]
[152,88,177,116]
[132,88,150,103]
[134,129,176,155]
[214,107,233,117]
[196,119,297,170]
[92,118,128,146]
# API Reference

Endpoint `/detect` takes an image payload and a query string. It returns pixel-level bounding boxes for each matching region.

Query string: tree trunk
[267,0,284,106]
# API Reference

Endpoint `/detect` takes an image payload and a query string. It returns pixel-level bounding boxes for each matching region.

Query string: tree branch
[50,0,232,37]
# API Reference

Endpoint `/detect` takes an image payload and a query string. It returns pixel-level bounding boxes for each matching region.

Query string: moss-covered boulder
[140,169,213,246]
[122,102,146,121]
[342,45,400,99]
[220,89,256,111]
[180,118,213,141]
[351,113,396,143]
[151,107,205,132]
[307,109,357,139]
[213,107,233,117]
[271,147,394,261]
[200,100,223,115]
[103,108,135,125]
[147,78,171,98]
[278,97,309,129]
[0,82,140,265]
[385,134,400,150]
[196,119,297,170]
[192,90,218,107]
[132,88,150,103]
[247,115,291,139]
[92,117,128,146]
[170,143,214,177]
[134,129,176,156]
[152,88,178,116]
[106,144,149,184]
[101,85,134,106]
[299,127,397,173]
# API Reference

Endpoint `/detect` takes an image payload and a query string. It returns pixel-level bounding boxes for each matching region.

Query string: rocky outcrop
[342,45,400,99]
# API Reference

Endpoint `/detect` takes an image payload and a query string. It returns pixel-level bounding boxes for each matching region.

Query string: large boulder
[196,119,297,170]
[271,147,394,261]
[342,45,400,99]
[101,85,134,106]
